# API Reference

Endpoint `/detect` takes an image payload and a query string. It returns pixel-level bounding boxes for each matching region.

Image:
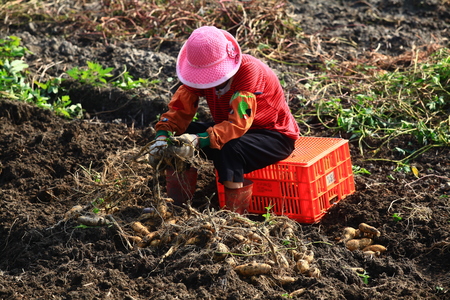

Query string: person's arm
[205,91,257,149]
[155,85,199,137]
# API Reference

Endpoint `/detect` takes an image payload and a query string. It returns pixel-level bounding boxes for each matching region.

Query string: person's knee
[220,138,240,154]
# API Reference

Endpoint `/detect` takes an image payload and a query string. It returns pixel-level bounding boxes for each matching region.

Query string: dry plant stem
[159,244,178,263]
[405,174,450,188]
[185,204,203,217]
[387,198,405,212]
[153,162,164,200]
[132,140,154,161]
[217,246,297,258]
[257,228,280,267]
[305,241,333,246]
[91,98,134,116]
[371,130,428,156]
[106,215,133,251]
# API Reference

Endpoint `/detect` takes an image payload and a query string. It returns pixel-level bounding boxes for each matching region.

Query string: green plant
[0,58,32,100]
[75,224,91,229]
[68,62,160,92]
[387,174,396,180]
[91,198,105,214]
[281,293,292,298]
[435,286,446,293]
[392,213,403,222]
[317,94,383,138]
[34,77,63,96]
[111,66,151,90]
[295,48,450,166]
[75,222,112,229]
[67,61,113,86]
[52,95,83,119]
[262,205,274,223]
[0,36,28,58]
[282,239,292,246]
[79,163,103,183]
[0,36,83,119]
[352,165,371,175]
[394,164,411,173]
[357,271,370,284]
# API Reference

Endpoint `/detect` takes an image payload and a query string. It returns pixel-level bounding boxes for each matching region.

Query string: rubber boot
[224,179,253,214]
[166,166,198,206]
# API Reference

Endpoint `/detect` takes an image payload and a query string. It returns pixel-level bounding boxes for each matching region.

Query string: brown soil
[1,1,450,299]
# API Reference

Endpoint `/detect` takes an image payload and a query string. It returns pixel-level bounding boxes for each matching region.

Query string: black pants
[186,122,296,184]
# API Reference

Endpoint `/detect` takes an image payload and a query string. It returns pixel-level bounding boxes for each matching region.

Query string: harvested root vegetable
[284,227,295,240]
[273,275,296,285]
[201,222,214,232]
[165,218,178,225]
[131,221,151,236]
[296,259,310,274]
[144,231,160,241]
[149,239,161,247]
[234,262,272,276]
[363,244,387,253]
[266,260,276,267]
[276,253,290,269]
[341,227,357,242]
[212,242,229,261]
[65,205,84,220]
[359,223,381,238]
[125,235,142,244]
[346,238,373,251]
[301,250,315,264]
[233,234,248,243]
[137,239,148,248]
[345,239,360,251]
[350,267,365,273]
[308,267,321,279]
[160,232,173,244]
[289,288,306,297]
[290,249,301,262]
[137,217,159,228]
[247,232,263,243]
[185,236,201,245]
[363,250,378,257]
[78,215,110,226]
[156,202,171,219]
[225,257,237,267]
[136,231,160,248]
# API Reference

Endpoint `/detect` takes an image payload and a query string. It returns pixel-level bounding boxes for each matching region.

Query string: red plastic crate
[217,137,355,223]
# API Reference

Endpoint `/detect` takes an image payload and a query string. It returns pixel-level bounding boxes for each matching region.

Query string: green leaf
[9,60,28,73]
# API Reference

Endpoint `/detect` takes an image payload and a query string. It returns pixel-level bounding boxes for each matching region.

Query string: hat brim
[176,30,242,89]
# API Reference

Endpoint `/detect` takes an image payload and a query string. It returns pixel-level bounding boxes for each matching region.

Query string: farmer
[149,26,299,211]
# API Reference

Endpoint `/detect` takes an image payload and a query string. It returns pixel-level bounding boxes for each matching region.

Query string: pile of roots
[61,147,322,296]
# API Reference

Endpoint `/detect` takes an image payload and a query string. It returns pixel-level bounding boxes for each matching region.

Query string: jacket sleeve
[155,85,199,136]
[207,91,257,149]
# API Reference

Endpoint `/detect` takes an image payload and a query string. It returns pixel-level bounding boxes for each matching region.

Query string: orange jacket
[155,54,299,149]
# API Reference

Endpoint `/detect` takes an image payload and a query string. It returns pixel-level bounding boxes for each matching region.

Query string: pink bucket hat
[176,26,242,89]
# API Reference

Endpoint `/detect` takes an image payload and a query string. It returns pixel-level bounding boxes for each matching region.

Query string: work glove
[148,135,168,168]
[168,133,199,159]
